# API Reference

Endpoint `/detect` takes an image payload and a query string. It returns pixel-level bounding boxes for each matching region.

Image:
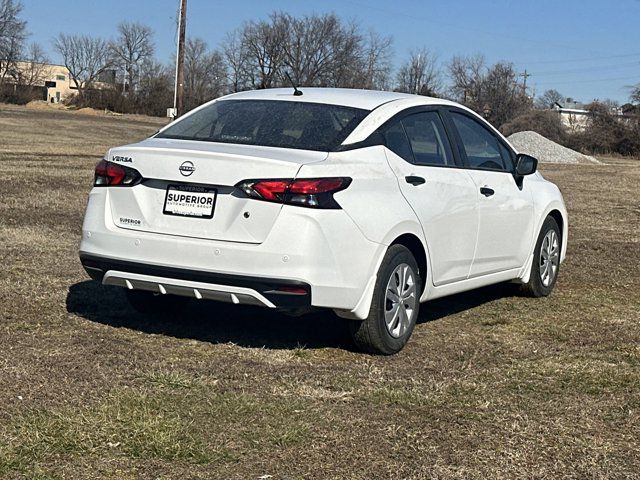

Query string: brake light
[288,178,346,194]
[252,180,290,201]
[94,160,142,187]
[236,177,351,209]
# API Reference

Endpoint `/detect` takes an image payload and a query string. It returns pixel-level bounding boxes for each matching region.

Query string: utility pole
[173,0,187,118]
[519,69,531,95]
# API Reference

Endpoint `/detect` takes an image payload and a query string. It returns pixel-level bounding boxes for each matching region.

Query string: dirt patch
[26,100,67,111]
[76,107,101,116]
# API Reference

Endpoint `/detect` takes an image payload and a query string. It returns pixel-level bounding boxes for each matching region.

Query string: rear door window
[382,122,414,163]
[401,112,454,167]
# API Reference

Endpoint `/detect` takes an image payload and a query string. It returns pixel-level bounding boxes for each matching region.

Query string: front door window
[450,112,510,171]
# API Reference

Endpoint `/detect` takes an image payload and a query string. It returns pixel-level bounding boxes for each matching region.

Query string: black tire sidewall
[371,245,421,354]
[530,216,561,296]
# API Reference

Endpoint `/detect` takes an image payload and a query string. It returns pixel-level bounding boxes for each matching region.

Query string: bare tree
[600,98,620,111]
[224,12,392,91]
[222,30,250,93]
[535,89,564,109]
[448,54,486,104]
[54,34,113,97]
[501,109,568,144]
[184,38,227,111]
[240,17,286,89]
[631,84,640,104]
[358,30,393,90]
[395,48,441,96]
[16,42,48,87]
[321,19,366,88]
[136,59,173,116]
[110,21,154,96]
[277,13,371,88]
[278,12,339,86]
[448,55,531,127]
[0,0,26,85]
[481,62,532,127]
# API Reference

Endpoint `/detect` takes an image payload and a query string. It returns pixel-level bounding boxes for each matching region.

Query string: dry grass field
[0,103,639,479]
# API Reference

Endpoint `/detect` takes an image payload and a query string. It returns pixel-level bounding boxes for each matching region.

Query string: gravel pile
[507,131,601,165]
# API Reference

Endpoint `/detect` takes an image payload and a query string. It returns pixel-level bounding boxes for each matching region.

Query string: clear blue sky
[23,0,640,103]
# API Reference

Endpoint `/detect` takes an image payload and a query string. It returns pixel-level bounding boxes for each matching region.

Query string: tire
[349,245,421,355]
[125,289,190,316]
[521,216,561,297]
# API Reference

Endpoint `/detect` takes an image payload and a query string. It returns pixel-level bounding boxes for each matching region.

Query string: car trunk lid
[106,138,327,244]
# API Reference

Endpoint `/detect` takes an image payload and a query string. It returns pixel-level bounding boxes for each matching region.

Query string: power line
[532,61,640,77]
[343,0,637,97]
[515,52,640,66]
[342,0,619,57]
[535,75,640,86]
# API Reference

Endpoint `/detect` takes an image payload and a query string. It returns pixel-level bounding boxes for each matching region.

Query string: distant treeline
[2,0,640,155]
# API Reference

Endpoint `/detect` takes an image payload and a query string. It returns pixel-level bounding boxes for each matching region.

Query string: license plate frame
[163,184,217,219]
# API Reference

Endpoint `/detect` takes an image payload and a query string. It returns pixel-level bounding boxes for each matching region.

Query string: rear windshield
[156,99,369,151]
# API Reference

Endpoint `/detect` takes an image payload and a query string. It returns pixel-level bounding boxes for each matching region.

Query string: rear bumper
[80,253,311,308]
[79,187,386,313]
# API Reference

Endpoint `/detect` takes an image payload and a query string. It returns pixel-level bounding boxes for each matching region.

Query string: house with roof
[552,98,630,131]
[0,61,76,103]
[552,98,591,131]
[1,61,118,104]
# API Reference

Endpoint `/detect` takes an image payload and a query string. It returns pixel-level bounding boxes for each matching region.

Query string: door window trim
[377,105,464,168]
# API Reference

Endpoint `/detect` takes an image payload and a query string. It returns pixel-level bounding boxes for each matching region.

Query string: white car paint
[80,87,568,323]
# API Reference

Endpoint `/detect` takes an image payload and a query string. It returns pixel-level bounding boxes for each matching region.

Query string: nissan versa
[79,88,567,354]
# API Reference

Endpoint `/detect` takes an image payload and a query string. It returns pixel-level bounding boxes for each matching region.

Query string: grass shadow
[417,282,520,325]
[66,280,354,350]
[66,280,519,350]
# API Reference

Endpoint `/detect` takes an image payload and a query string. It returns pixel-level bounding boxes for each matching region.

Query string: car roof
[221,87,458,111]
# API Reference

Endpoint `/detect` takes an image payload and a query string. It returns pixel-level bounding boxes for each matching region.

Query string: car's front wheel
[521,216,561,297]
[349,245,421,355]
[125,289,190,316]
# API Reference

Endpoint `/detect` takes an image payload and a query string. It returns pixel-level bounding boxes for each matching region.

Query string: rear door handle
[480,186,495,197]
[405,175,426,186]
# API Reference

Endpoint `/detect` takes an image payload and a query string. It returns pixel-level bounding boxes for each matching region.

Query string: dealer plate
[163,184,217,219]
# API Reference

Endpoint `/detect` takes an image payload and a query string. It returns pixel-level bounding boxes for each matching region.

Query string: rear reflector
[266,286,309,296]
[236,177,351,209]
[276,286,308,295]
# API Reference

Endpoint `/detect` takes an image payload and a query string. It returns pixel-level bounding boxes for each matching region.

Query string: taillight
[94,160,142,187]
[236,177,351,209]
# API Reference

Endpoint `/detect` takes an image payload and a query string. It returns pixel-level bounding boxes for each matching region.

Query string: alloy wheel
[539,229,559,287]
[384,263,418,338]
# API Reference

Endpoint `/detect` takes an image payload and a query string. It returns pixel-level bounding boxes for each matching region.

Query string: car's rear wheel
[349,245,421,355]
[521,216,561,297]
[125,289,189,316]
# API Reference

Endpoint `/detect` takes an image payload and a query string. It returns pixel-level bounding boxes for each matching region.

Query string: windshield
[156,99,369,151]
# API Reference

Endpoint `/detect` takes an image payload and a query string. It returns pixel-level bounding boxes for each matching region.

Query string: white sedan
[80,87,567,354]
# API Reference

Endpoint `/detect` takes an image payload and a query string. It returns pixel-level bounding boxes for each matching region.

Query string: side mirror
[515,153,538,176]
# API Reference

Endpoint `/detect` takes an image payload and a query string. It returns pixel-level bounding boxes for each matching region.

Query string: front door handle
[405,175,426,186]
[480,186,495,197]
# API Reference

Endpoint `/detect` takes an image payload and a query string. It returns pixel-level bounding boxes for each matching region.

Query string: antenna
[285,72,303,96]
